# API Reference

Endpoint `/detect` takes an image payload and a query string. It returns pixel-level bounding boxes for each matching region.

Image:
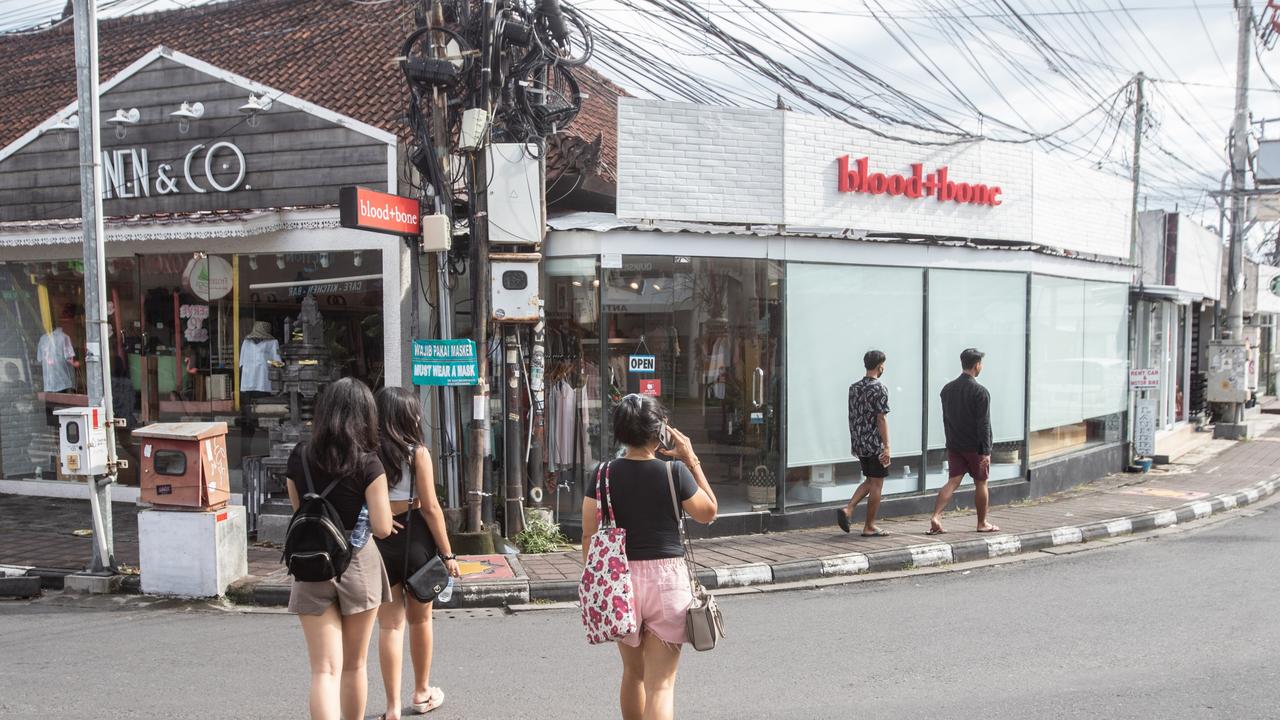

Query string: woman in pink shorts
[582,394,719,720]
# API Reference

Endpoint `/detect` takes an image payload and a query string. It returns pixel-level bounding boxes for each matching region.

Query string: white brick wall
[617,98,785,224]
[1174,214,1223,301]
[617,100,1131,259]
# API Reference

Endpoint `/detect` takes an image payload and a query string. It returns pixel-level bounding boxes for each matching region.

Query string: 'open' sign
[629,355,656,373]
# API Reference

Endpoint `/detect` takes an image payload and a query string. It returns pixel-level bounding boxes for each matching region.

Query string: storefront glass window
[0,261,88,480]
[542,257,603,529]
[1029,277,1127,459]
[926,269,1027,489]
[598,256,783,516]
[786,263,924,504]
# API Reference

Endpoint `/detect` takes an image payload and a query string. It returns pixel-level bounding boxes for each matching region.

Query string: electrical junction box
[54,406,109,477]
[1206,339,1250,403]
[490,253,541,322]
[459,108,489,151]
[486,143,543,245]
[1257,139,1280,186]
[421,214,451,252]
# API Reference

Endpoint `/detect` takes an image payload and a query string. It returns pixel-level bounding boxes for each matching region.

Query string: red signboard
[639,378,662,397]
[339,186,422,236]
[836,155,1003,207]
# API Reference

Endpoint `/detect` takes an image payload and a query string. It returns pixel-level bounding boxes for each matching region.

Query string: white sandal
[409,687,444,714]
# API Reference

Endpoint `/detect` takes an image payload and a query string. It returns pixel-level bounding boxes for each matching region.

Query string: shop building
[541,99,1135,534]
[1132,210,1223,460]
[0,47,409,497]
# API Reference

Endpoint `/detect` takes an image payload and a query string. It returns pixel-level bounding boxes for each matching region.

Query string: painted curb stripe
[1153,510,1179,527]
[713,563,772,588]
[1190,501,1213,519]
[985,534,1022,557]
[1049,527,1084,546]
[909,543,953,568]
[820,554,870,577]
[1217,494,1239,510]
[1105,518,1133,536]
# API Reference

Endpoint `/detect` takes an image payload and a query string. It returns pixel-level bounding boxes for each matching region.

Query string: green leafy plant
[514,515,569,554]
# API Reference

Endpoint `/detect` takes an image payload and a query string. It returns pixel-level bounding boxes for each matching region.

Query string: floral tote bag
[579,461,637,644]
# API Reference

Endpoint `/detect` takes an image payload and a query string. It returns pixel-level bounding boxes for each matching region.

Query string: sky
[1,0,1278,241]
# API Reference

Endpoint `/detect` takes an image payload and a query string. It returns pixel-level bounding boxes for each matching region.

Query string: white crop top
[387,446,416,501]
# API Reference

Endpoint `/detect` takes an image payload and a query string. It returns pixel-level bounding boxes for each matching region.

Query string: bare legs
[378,586,407,720]
[299,604,378,720]
[842,477,886,533]
[617,633,683,720]
[929,478,996,532]
[378,584,438,719]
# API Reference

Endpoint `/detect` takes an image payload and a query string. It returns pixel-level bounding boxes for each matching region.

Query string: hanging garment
[36,328,76,393]
[239,338,281,393]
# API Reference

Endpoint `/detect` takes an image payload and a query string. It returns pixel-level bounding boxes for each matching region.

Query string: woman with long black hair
[582,393,718,720]
[373,386,460,719]
[286,377,395,720]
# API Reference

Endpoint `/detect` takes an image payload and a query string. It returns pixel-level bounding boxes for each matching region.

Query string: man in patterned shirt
[837,350,891,536]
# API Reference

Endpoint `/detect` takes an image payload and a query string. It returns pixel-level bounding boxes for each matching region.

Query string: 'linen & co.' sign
[101,141,248,199]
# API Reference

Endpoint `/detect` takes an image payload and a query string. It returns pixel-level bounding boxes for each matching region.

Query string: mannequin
[37,305,81,393]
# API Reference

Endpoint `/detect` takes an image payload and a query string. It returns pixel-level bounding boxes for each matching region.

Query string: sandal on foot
[836,509,851,534]
[410,687,445,714]
[861,529,890,537]
[925,526,946,536]
[976,525,1001,533]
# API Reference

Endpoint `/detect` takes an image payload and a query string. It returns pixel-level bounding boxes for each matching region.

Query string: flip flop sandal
[836,509,851,534]
[925,527,947,535]
[410,687,445,714]
[861,529,890,537]
[976,526,1001,533]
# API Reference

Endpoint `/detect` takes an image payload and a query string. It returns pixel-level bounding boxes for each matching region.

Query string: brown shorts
[947,450,990,482]
[288,542,392,616]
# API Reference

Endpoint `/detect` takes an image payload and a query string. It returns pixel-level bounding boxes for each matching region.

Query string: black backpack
[282,446,353,582]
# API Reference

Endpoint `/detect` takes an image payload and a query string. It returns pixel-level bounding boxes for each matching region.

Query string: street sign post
[411,339,480,386]
[1134,398,1157,457]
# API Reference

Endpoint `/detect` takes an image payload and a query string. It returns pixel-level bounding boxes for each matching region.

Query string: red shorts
[947,450,990,482]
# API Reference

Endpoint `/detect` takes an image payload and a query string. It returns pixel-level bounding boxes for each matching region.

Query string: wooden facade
[0,47,396,223]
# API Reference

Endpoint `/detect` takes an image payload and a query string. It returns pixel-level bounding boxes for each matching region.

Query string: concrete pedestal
[1213,422,1250,440]
[139,506,248,598]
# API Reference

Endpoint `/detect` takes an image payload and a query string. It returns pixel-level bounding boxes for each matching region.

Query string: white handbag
[665,462,725,652]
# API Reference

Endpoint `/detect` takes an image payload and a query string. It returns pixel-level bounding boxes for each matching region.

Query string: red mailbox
[134,422,231,510]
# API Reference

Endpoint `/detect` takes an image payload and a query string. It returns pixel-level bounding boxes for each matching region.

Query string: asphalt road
[3,502,1280,720]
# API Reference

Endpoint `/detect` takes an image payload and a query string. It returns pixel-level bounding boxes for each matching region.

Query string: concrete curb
[34,475,1280,610]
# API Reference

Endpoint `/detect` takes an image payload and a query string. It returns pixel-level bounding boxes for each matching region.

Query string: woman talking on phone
[581,394,718,720]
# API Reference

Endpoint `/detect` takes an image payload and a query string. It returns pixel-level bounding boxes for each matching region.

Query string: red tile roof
[0,0,618,182]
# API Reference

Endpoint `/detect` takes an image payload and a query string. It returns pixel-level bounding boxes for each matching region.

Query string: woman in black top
[285,377,395,720]
[581,394,718,720]
[372,387,460,719]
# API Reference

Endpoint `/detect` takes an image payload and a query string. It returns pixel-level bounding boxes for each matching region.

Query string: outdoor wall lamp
[50,115,79,148]
[105,108,140,140]
[239,94,273,127]
[169,101,205,135]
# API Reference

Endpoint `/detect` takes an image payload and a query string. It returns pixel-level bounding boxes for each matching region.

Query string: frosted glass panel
[1082,281,1130,418]
[787,264,923,467]
[1030,276,1086,431]
[927,270,1027,448]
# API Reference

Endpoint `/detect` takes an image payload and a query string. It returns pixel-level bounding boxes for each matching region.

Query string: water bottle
[350,506,371,549]
[437,577,455,603]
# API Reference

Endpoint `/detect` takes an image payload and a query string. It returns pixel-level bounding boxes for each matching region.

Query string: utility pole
[503,328,525,535]
[465,0,498,534]
[1214,0,1254,439]
[1129,72,1145,265]
[72,0,118,573]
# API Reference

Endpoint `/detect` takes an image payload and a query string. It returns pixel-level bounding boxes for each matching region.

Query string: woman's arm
[580,497,599,566]
[364,475,395,539]
[667,427,717,524]
[413,447,460,577]
[286,478,300,512]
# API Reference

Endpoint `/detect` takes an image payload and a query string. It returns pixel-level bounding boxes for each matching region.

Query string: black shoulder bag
[402,446,449,603]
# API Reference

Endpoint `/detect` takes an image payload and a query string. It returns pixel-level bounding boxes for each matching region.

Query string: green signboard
[411,339,479,386]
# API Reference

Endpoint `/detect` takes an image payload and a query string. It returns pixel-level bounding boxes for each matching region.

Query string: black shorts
[858,454,889,479]
[375,510,438,587]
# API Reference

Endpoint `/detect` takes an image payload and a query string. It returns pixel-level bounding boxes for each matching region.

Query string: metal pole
[72,0,117,573]
[1129,73,1145,266]
[466,0,498,533]
[1225,0,1252,425]
[503,329,525,536]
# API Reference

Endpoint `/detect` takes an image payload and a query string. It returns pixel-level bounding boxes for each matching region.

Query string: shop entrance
[601,257,783,514]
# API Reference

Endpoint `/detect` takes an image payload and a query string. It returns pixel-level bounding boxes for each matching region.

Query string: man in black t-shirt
[837,350,892,537]
[928,348,999,535]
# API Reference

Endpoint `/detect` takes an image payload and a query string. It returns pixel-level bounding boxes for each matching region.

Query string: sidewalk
[4,415,1279,605]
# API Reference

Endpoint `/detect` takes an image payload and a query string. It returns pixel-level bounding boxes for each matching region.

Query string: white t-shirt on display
[239,338,281,393]
[37,328,76,393]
